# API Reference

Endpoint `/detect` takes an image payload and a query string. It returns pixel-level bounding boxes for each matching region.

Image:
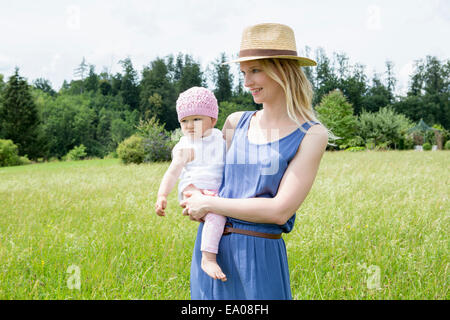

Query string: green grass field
[0,151,448,299]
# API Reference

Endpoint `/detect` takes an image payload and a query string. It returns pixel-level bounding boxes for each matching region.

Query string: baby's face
[180,115,217,139]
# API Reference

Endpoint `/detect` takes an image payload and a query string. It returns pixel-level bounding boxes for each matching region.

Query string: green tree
[216,101,256,130]
[85,65,99,93]
[140,57,177,130]
[119,57,140,111]
[315,89,357,150]
[357,107,414,150]
[0,68,41,159]
[399,56,449,129]
[176,54,204,93]
[312,48,339,106]
[0,74,5,92]
[111,73,123,96]
[363,74,391,113]
[339,64,368,115]
[211,53,233,103]
[385,60,397,103]
[33,78,56,96]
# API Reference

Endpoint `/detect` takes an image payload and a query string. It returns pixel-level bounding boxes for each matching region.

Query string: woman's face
[240,60,284,105]
[180,115,216,139]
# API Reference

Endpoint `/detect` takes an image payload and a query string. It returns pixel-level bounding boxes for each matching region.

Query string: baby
[155,87,227,281]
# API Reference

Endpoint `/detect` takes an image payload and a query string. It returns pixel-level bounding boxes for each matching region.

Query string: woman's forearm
[205,196,289,225]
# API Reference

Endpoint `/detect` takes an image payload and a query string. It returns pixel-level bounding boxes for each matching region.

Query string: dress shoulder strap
[236,110,257,129]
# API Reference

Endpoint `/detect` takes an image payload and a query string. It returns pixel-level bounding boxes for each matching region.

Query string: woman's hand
[180,191,210,222]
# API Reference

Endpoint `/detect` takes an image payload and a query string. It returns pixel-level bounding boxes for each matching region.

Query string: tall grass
[0,151,448,299]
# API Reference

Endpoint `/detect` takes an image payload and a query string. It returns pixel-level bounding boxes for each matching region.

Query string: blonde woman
[181,23,329,299]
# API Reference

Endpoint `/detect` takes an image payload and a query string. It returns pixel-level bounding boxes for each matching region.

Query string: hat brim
[222,55,317,66]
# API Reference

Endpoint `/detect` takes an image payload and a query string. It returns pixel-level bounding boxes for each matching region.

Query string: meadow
[0,151,448,299]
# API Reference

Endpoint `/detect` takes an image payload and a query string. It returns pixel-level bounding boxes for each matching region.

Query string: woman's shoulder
[225,111,247,129]
[307,123,329,137]
[299,123,329,153]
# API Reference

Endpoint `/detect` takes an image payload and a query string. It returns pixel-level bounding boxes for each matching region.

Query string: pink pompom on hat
[176,87,218,122]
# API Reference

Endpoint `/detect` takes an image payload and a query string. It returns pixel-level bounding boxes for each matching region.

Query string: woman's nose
[244,74,253,88]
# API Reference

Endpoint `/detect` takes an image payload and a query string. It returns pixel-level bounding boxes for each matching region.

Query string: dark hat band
[239,48,298,58]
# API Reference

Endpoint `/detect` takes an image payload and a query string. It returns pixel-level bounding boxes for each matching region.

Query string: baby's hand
[155,195,167,216]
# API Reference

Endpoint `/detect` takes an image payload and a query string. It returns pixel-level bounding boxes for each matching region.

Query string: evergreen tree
[313,48,339,106]
[339,64,368,116]
[211,53,233,103]
[315,89,357,150]
[0,68,40,159]
[111,73,123,96]
[408,60,424,96]
[119,58,140,111]
[85,65,99,93]
[73,57,88,94]
[401,56,449,129]
[363,74,391,113]
[98,68,113,96]
[423,56,448,95]
[177,54,204,93]
[33,78,56,96]
[385,60,397,103]
[0,74,5,92]
[302,46,315,86]
[140,57,177,130]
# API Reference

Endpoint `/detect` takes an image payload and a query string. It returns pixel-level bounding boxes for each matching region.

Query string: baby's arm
[155,148,194,216]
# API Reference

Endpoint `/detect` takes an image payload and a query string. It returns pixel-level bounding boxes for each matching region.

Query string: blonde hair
[259,58,336,141]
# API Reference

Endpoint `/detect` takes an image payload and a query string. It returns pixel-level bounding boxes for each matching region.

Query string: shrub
[136,117,175,162]
[445,140,450,150]
[65,144,87,161]
[422,142,432,151]
[170,128,183,145]
[142,133,174,163]
[315,90,357,150]
[0,139,21,167]
[104,151,118,159]
[19,156,32,165]
[357,107,415,150]
[117,135,145,164]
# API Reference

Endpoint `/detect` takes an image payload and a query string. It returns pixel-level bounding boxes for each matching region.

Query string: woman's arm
[181,124,329,224]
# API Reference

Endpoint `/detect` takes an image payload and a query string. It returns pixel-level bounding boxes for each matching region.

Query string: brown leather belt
[222,222,282,239]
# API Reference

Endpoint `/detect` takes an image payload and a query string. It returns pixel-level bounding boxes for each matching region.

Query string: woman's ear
[211,117,217,127]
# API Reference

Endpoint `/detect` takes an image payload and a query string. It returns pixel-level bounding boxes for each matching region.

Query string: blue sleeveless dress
[190,111,319,300]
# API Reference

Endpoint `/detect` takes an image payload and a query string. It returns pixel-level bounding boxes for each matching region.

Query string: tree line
[0,49,448,161]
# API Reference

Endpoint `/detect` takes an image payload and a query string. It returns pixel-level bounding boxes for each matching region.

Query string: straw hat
[225,23,316,66]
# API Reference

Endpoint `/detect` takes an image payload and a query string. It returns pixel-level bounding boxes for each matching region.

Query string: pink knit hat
[176,87,218,122]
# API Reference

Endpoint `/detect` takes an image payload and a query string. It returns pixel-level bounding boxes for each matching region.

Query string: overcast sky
[0,0,449,95]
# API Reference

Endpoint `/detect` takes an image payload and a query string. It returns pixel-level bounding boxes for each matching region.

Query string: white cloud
[0,0,448,91]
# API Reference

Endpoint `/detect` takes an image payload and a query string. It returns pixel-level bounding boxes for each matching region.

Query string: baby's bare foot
[201,252,227,282]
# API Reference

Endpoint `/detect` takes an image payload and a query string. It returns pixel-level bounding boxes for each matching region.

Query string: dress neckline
[245,111,313,146]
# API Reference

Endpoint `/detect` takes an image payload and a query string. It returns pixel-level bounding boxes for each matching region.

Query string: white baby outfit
[174,128,226,200]
[173,128,227,254]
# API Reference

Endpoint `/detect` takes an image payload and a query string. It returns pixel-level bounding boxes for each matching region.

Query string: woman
[181,23,330,299]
